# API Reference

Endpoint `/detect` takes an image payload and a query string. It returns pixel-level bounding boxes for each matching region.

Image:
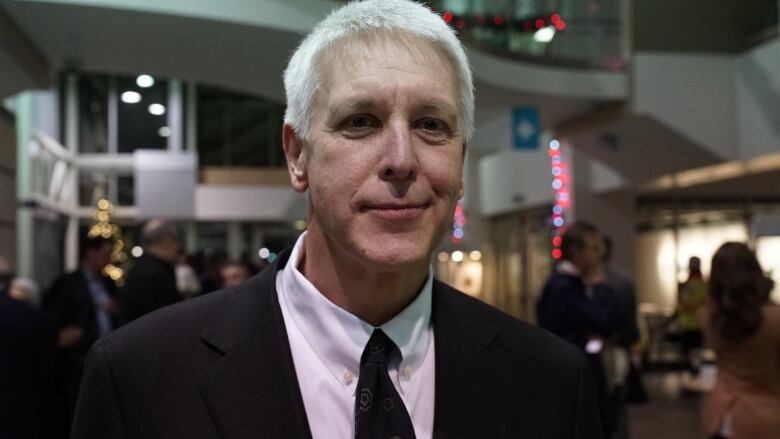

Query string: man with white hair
[72,1,603,438]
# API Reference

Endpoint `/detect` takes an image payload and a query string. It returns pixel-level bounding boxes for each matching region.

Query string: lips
[361,202,429,220]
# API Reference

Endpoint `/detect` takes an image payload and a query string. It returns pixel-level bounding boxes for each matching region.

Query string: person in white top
[72,1,605,438]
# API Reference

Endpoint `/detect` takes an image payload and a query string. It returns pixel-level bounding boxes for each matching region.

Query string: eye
[340,114,379,137]
[415,118,451,141]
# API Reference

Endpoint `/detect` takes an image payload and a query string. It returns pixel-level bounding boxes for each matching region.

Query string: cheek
[424,156,463,198]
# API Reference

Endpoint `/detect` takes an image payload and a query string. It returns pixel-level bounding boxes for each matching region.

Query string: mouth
[361,202,430,220]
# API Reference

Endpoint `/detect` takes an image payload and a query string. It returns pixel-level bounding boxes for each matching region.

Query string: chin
[354,237,433,273]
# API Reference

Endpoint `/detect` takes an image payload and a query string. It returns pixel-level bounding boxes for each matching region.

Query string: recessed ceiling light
[136,74,155,88]
[148,103,166,116]
[120,91,141,104]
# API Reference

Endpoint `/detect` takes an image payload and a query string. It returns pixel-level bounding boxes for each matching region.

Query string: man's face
[573,233,602,276]
[221,265,249,287]
[87,243,113,271]
[284,33,465,272]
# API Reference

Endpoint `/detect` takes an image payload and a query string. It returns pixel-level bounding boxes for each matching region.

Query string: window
[117,76,169,152]
[197,85,285,167]
[78,74,109,153]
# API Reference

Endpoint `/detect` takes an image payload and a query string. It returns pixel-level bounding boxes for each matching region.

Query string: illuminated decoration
[452,199,466,244]
[437,10,567,36]
[88,198,128,285]
[548,139,571,260]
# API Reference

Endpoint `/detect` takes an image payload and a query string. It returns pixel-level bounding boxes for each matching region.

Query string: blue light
[553,217,564,227]
[453,228,464,239]
[551,167,562,176]
[552,179,562,190]
[549,139,560,150]
[552,205,563,215]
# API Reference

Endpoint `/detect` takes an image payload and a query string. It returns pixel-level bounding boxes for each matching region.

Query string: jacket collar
[197,249,313,439]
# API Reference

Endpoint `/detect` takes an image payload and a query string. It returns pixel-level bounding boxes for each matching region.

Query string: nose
[380,120,418,181]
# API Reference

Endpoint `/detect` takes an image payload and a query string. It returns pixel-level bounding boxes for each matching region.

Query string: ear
[283,123,309,193]
[458,142,467,199]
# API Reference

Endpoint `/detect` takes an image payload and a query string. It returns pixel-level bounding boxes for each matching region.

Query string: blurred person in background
[175,250,201,299]
[42,235,118,438]
[220,260,250,288]
[0,256,56,439]
[120,219,181,324]
[700,242,780,439]
[676,256,707,374]
[9,277,42,306]
[538,221,620,436]
[593,234,643,439]
[199,248,227,294]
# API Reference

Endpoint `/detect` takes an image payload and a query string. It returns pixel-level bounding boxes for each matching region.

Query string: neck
[300,230,429,327]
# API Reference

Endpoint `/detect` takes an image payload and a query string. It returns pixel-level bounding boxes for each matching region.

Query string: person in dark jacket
[42,237,118,438]
[120,219,181,324]
[0,277,56,439]
[537,222,619,436]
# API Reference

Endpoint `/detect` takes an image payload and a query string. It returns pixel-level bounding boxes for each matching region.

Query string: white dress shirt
[276,232,435,439]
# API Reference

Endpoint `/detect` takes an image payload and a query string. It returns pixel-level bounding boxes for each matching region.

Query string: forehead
[316,30,459,104]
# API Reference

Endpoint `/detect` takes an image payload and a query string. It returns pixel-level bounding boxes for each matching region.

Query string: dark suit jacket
[43,269,118,360]
[73,251,604,439]
[119,253,180,325]
[537,271,618,350]
[0,292,55,439]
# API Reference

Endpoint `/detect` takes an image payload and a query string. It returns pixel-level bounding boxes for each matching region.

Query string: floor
[628,372,708,439]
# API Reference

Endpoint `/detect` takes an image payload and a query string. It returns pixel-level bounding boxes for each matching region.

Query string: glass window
[78,74,109,153]
[197,85,285,167]
[78,171,109,207]
[117,75,169,153]
[117,175,135,206]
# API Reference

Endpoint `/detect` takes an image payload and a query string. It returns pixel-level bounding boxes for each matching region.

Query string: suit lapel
[432,281,507,439]
[197,252,312,439]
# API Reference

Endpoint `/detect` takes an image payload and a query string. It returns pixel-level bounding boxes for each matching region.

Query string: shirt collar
[280,232,433,389]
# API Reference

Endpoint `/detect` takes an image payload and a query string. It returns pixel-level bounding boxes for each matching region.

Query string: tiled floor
[628,372,708,439]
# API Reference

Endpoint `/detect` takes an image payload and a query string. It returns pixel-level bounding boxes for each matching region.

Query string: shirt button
[344,371,353,385]
[402,366,412,379]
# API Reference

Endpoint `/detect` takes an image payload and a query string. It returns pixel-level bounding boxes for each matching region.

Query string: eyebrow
[326,97,459,121]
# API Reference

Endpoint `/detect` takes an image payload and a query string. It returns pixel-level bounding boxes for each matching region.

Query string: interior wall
[735,36,780,160]
[633,53,739,161]
[571,147,635,277]
[0,110,16,269]
[635,221,749,312]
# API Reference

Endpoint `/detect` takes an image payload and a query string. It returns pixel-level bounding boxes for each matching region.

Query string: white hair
[283,0,474,143]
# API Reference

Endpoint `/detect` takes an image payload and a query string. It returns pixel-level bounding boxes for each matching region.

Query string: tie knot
[361,329,398,367]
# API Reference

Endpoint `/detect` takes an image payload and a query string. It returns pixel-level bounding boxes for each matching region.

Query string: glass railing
[431,0,627,70]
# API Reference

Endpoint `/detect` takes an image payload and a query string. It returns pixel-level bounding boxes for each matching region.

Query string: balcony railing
[432,0,627,70]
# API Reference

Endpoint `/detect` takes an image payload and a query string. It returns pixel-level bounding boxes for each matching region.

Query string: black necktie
[354,329,417,439]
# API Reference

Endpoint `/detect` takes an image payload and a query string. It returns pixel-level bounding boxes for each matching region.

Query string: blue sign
[512,107,540,150]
